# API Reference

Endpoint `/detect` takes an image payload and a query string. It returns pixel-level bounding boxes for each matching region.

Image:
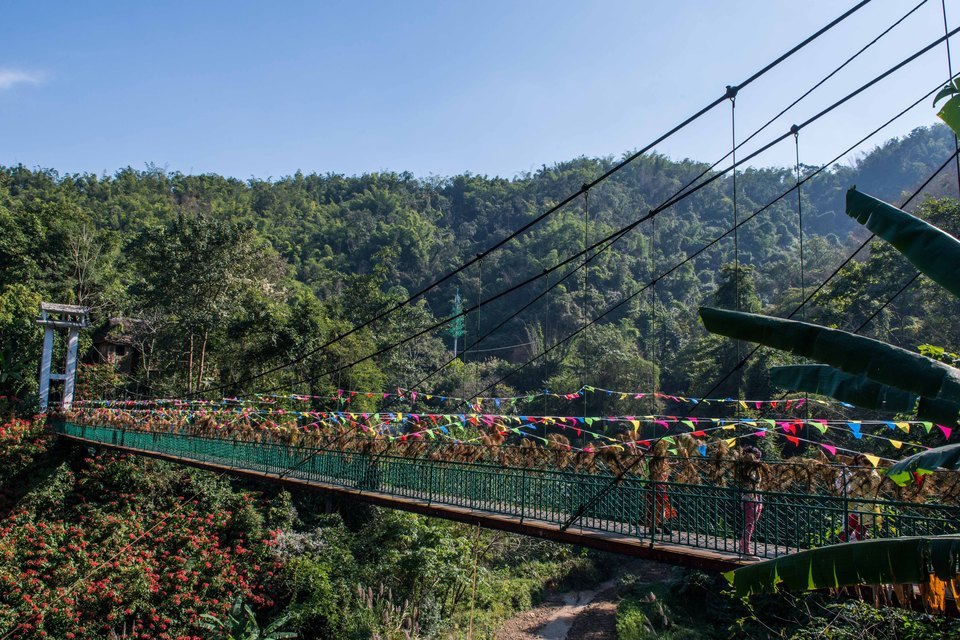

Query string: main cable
[692,144,960,406]
[254,32,958,398]
[181,0,877,399]
[466,81,949,409]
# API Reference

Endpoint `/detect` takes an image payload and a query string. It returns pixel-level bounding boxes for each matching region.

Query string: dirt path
[495,561,677,640]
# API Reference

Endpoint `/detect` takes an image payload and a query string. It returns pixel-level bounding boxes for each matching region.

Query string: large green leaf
[846,188,960,300]
[937,93,960,137]
[769,365,917,413]
[726,536,960,596]
[699,307,960,404]
[886,444,960,486]
[770,365,960,424]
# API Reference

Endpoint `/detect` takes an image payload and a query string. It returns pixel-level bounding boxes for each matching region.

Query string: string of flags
[72,404,953,467]
[73,384,850,411]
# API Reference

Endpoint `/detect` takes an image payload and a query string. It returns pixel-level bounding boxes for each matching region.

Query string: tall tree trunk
[145,338,155,383]
[197,330,208,393]
[187,333,194,394]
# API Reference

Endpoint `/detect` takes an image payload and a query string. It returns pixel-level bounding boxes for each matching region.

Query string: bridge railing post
[520,467,527,523]
[427,464,434,505]
[841,468,849,543]
[649,479,657,546]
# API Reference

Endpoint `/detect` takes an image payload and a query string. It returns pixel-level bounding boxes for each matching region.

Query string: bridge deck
[60,431,749,570]
[55,423,960,572]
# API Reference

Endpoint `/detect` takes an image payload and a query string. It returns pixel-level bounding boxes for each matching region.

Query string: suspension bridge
[51,393,960,572]
[33,0,960,574]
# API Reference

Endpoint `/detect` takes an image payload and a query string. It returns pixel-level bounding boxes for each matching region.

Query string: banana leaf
[937,90,960,137]
[769,365,917,413]
[770,365,960,425]
[847,188,960,300]
[725,536,960,596]
[886,444,960,486]
[699,307,960,404]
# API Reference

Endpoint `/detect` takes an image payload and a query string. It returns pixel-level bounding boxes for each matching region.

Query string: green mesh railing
[56,422,960,559]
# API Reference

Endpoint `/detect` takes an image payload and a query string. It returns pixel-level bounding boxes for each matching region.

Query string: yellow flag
[896,422,910,434]
[724,438,737,448]
[890,439,903,449]
[722,425,736,431]
[864,454,881,468]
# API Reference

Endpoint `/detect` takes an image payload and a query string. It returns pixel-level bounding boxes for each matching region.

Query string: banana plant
[886,443,960,486]
[700,307,960,406]
[198,597,296,640]
[707,80,960,600]
[770,365,960,425]
[725,536,960,597]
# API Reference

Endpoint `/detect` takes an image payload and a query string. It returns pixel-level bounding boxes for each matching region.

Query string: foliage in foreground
[616,569,960,640]
[0,419,618,639]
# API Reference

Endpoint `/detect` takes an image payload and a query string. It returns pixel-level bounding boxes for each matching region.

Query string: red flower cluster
[0,420,284,639]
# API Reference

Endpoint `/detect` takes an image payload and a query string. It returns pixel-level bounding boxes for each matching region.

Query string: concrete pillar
[62,328,80,410]
[38,327,54,412]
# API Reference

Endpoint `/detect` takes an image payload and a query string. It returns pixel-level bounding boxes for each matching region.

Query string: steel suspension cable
[694,145,960,406]
[181,0,878,400]
[582,187,590,422]
[943,0,960,195]
[475,254,483,398]
[450,37,960,412]
[730,90,743,419]
[466,81,950,411]
[794,128,809,419]
[255,35,960,398]
[651,210,658,414]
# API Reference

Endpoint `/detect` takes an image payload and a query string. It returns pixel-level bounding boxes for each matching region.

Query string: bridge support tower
[36,302,89,412]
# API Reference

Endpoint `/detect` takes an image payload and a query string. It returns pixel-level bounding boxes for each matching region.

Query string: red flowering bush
[0,428,284,639]
[0,416,53,485]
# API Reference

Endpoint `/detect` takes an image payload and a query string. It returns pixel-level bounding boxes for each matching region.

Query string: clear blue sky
[1,0,956,180]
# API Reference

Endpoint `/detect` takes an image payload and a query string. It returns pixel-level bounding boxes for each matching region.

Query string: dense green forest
[2,123,959,413]
[3,124,960,639]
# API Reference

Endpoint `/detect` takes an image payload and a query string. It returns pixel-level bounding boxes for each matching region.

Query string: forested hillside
[2,124,957,413]
[3,124,960,639]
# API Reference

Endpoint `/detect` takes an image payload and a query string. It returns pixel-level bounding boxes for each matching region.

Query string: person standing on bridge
[646,439,676,534]
[736,446,764,557]
[837,453,882,541]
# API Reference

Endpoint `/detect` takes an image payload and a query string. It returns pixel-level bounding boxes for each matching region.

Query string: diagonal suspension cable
[556,145,960,532]
[180,0,877,400]
[256,29,960,399]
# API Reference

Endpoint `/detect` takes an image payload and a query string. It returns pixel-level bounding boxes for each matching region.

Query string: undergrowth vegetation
[0,418,618,638]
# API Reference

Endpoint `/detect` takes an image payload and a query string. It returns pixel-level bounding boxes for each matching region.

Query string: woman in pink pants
[736,446,764,557]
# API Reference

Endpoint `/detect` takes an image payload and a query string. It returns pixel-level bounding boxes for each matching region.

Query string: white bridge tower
[36,302,89,411]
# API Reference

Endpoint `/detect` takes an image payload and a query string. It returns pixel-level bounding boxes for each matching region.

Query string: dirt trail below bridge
[494,560,679,640]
